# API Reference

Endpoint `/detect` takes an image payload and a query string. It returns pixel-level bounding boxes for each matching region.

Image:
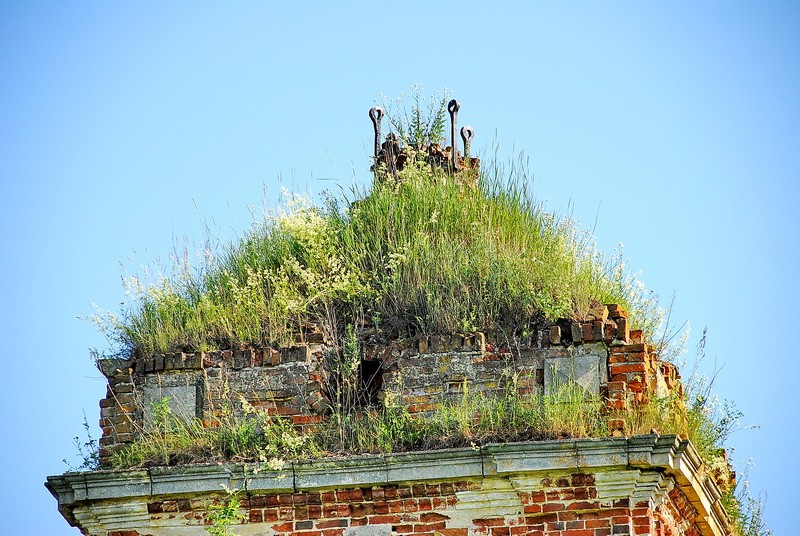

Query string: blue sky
[1,2,797,533]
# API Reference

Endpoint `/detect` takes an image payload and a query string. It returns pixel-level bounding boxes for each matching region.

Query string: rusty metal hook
[460,126,475,160]
[448,99,460,170]
[369,107,384,158]
[447,99,460,115]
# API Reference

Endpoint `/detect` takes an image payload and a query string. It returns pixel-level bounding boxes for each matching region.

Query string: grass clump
[109,379,607,469]
[335,157,661,339]
[92,158,659,357]
[111,393,318,469]
[379,85,451,147]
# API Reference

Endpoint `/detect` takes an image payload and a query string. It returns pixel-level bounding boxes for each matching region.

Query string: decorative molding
[447,479,523,528]
[71,500,150,534]
[46,434,729,536]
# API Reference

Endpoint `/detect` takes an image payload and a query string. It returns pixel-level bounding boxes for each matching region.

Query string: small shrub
[379,84,451,147]
[205,486,244,536]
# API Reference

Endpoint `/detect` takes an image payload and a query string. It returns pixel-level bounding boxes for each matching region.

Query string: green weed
[379,84,451,147]
[109,391,317,469]
[63,413,100,471]
[205,485,244,536]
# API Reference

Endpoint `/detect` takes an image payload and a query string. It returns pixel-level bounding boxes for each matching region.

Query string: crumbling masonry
[48,304,730,536]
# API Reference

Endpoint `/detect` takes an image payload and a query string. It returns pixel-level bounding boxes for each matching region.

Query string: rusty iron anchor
[369,107,384,159]
[448,99,460,170]
[460,126,475,161]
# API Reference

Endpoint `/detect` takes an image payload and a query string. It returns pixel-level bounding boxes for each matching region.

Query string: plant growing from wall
[380,84,451,148]
[205,486,244,536]
[63,413,100,471]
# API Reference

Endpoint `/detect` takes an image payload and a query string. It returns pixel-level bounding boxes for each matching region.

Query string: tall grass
[111,393,319,468]
[334,157,661,339]
[95,157,659,357]
[109,380,607,469]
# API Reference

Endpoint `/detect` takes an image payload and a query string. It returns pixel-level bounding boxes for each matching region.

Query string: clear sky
[1,2,797,534]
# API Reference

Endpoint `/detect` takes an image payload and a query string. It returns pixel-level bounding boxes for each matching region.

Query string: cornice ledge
[46,435,730,536]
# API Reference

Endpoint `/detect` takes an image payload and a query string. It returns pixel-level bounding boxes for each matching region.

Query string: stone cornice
[46,434,729,536]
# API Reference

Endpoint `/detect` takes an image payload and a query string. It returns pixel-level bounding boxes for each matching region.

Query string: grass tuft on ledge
[109,382,608,469]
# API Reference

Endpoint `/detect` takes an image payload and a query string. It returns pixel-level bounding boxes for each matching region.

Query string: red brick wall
[129,472,703,536]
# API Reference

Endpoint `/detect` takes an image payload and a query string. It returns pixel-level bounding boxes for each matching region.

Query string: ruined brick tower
[47,309,732,536]
[47,102,734,536]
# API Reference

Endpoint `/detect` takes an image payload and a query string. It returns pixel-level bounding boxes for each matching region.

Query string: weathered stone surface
[294,454,388,489]
[593,320,605,341]
[150,464,245,496]
[385,448,483,483]
[429,334,448,353]
[549,325,561,345]
[71,500,151,536]
[484,440,579,474]
[616,316,630,343]
[142,382,202,428]
[588,305,609,323]
[595,468,647,500]
[582,322,593,342]
[243,464,294,493]
[571,322,583,344]
[576,437,630,468]
[544,353,603,395]
[80,469,151,501]
[281,344,310,363]
[446,478,522,528]
[96,358,131,379]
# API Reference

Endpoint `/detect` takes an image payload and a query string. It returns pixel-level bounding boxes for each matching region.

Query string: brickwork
[103,479,707,536]
[69,471,716,536]
[95,305,683,466]
[98,373,136,462]
[96,344,329,465]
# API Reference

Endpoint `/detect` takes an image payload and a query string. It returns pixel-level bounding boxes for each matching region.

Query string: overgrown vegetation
[380,85,451,147]
[205,486,244,536]
[110,381,605,469]
[91,160,661,357]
